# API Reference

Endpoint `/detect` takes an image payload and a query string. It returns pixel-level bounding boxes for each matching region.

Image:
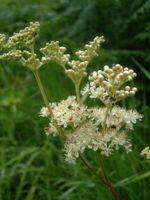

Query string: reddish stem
[79,154,108,186]
[97,152,120,200]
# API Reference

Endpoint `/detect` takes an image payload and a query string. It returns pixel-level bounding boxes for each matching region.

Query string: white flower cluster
[0,50,22,60]
[40,41,70,68]
[40,96,89,135]
[76,36,104,62]
[0,22,42,71]
[66,60,88,84]
[5,22,40,50]
[20,50,42,70]
[64,122,132,164]
[40,95,142,163]
[0,24,105,79]
[65,36,104,85]
[82,64,137,105]
[90,106,142,130]
[64,105,142,163]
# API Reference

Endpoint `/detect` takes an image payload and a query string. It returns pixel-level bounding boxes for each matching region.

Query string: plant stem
[33,70,67,139]
[98,101,120,199]
[75,83,80,104]
[103,104,112,131]
[97,152,120,200]
[79,154,108,186]
[74,76,118,197]
[33,70,53,116]
[75,81,109,187]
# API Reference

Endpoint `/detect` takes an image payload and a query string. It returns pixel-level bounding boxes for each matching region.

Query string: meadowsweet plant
[0,22,142,200]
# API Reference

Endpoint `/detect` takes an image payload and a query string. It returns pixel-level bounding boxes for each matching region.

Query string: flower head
[40,96,89,135]
[0,50,22,60]
[90,106,142,130]
[65,36,104,85]
[64,122,132,164]
[5,22,40,50]
[40,41,70,68]
[82,64,137,105]
[76,36,105,62]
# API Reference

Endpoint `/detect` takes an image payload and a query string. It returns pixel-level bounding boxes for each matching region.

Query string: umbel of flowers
[0,22,142,164]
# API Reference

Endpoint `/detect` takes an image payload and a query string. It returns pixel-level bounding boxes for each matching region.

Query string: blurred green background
[0,0,150,199]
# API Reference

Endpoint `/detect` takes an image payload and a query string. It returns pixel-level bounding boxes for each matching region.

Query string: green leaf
[132,57,150,80]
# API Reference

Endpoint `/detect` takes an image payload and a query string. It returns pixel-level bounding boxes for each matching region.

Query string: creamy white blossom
[44,124,58,136]
[40,96,142,163]
[64,122,132,164]
[90,106,142,130]
[40,96,89,135]
[63,105,142,163]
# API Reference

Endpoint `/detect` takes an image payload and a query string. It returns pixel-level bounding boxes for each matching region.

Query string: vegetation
[0,0,149,199]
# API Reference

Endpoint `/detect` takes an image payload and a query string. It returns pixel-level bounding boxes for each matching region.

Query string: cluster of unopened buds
[76,36,105,62]
[5,22,40,49]
[0,22,143,165]
[40,41,70,68]
[82,64,138,105]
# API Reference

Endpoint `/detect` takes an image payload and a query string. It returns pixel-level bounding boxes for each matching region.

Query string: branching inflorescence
[0,22,143,200]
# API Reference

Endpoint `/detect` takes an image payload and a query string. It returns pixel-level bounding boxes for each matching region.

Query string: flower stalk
[75,83,81,104]
[33,70,53,116]
[97,152,120,200]
[79,154,108,186]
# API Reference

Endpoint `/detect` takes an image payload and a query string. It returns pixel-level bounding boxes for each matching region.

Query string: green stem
[33,70,66,139]
[103,104,112,130]
[75,83,80,104]
[33,70,53,116]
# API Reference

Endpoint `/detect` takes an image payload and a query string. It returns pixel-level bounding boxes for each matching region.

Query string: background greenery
[0,0,150,199]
